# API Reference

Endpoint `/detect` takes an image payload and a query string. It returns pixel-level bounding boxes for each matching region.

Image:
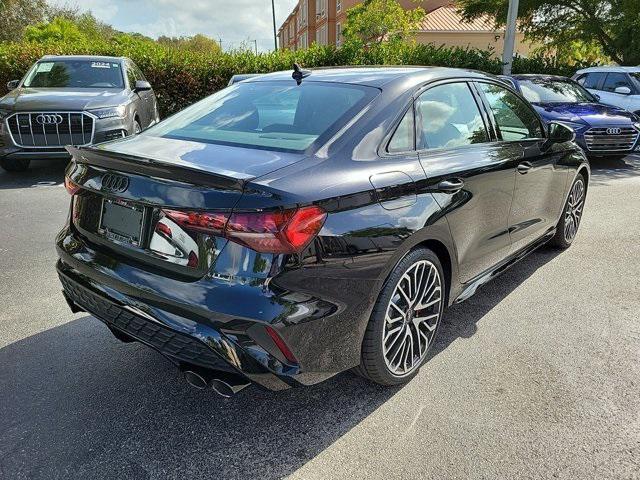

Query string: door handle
[517,162,533,174]
[437,178,465,193]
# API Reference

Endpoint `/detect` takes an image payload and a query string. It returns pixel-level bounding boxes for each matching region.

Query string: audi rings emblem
[36,114,64,125]
[606,127,622,135]
[101,173,129,193]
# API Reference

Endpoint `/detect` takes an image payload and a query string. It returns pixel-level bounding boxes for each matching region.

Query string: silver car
[0,55,160,172]
[573,66,640,115]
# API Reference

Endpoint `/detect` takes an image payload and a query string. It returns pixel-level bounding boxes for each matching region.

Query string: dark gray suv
[0,55,159,172]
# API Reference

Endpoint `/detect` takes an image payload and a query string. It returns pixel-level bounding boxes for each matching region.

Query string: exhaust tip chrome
[183,370,209,390]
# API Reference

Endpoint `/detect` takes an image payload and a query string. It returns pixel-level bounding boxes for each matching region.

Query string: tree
[0,0,47,42]
[456,0,640,65]
[342,0,426,47]
[157,34,222,54]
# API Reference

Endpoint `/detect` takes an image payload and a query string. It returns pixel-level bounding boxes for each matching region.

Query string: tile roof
[418,5,502,32]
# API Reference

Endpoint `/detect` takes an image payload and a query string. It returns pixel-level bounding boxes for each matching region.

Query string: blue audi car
[501,74,640,159]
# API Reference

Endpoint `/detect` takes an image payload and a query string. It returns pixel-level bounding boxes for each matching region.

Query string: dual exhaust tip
[182,369,250,397]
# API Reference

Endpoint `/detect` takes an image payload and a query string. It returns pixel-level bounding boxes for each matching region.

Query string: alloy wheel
[564,178,585,242]
[382,259,443,377]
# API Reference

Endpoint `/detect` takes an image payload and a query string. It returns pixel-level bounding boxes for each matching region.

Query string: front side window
[145,81,378,152]
[518,79,595,104]
[577,72,605,90]
[23,60,124,89]
[602,73,633,93]
[477,82,543,141]
[415,82,489,150]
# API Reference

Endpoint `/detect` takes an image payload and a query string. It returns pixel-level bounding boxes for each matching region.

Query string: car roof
[39,55,125,63]
[245,66,502,89]
[575,65,640,74]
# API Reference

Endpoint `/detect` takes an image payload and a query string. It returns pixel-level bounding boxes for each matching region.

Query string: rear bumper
[55,224,376,390]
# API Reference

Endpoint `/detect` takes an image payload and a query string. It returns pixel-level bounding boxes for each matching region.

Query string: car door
[474,81,568,253]
[125,61,152,129]
[415,80,519,283]
[599,72,637,110]
[131,62,157,126]
[576,72,607,102]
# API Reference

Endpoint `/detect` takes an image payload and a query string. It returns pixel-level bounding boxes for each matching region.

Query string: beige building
[278,1,534,57]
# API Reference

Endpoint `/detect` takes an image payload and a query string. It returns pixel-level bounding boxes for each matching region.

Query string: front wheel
[0,158,30,172]
[549,173,586,249]
[357,248,445,386]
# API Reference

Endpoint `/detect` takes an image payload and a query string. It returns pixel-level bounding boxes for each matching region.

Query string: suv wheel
[357,248,445,385]
[0,158,30,172]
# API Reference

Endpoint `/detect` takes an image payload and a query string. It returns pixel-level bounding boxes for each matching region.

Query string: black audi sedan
[57,67,589,395]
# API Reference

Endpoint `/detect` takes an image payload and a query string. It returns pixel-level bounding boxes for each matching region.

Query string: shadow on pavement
[0,248,563,480]
[0,159,68,190]
[588,154,640,186]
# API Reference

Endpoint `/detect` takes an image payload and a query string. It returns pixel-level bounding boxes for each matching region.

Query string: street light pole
[502,0,519,75]
[271,0,278,51]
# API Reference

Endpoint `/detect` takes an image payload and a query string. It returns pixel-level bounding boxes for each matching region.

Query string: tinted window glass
[518,79,594,103]
[146,81,378,152]
[23,60,124,88]
[478,83,543,141]
[415,82,488,150]
[602,73,632,92]
[388,107,414,153]
[577,72,605,90]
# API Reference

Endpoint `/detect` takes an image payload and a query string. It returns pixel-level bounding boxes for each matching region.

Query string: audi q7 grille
[583,126,639,152]
[6,112,95,148]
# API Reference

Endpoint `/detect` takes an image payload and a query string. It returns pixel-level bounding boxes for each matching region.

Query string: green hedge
[0,38,586,117]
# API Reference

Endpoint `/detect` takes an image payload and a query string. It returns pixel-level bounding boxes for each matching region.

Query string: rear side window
[477,82,543,141]
[415,82,489,150]
[146,81,378,152]
[577,72,605,90]
[602,73,633,93]
[387,107,414,153]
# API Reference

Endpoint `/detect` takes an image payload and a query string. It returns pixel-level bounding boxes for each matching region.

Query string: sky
[47,0,298,52]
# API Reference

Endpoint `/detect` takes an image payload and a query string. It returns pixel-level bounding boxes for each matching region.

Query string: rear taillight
[64,176,81,195]
[163,205,326,254]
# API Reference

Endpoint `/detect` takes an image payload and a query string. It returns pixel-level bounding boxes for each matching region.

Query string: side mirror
[133,80,152,92]
[544,122,575,149]
[6,80,19,90]
[614,86,631,95]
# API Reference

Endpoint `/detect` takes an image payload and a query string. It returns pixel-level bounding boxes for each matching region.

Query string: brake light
[163,205,326,254]
[64,176,81,195]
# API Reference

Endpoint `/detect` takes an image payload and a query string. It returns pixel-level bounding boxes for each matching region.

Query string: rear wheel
[0,158,30,172]
[549,173,586,249]
[133,119,142,135]
[357,248,445,385]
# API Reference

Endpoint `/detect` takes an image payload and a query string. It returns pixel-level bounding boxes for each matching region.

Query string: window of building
[415,82,489,150]
[336,22,342,46]
[477,82,543,141]
[301,1,307,26]
[316,0,327,18]
[337,0,342,12]
[316,23,328,45]
[300,33,308,49]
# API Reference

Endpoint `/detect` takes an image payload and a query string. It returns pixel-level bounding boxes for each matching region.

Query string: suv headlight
[89,105,126,119]
[634,122,640,132]
[556,121,586,132]
[0,109,11,121]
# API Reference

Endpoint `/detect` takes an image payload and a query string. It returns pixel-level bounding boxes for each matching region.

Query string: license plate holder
[98,198,145,247]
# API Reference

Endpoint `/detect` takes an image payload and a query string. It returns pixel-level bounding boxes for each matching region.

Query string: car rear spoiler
[66,145,246,191]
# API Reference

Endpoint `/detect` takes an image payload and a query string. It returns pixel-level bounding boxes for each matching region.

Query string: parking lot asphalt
[1,156,639,480]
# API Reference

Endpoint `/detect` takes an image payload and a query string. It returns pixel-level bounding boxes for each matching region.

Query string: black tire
[0,158,30,172]
[549,173,586,249]
[356,248,445,386]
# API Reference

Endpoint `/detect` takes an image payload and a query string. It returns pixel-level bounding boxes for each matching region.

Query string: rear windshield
[518,79,595,103]
[23,60,124,88]
[145,81,378,152]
